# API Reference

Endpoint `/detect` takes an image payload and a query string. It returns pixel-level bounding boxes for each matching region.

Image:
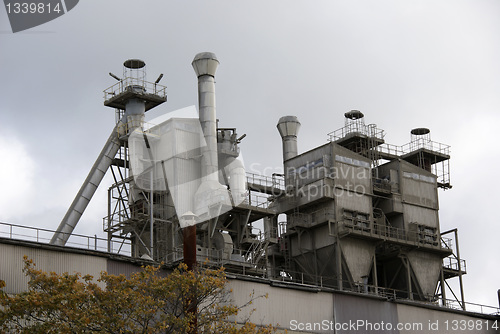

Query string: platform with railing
[271,268,499,315]
[327,123,385,143]
[246,172,285,196]
[103,77,167,111]
[329,219,453,253]
[0,221,132,256]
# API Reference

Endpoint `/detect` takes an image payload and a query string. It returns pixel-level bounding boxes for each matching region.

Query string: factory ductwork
[277,115,301,161]
[224,157,248,206]
[192,52,231,219]
[192,52,220,180]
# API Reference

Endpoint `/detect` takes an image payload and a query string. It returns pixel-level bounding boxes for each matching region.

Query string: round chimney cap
[193,52,218,62]
[411,128,430,136]
[124,59,146,69]
[192,52,219,77]
[344,110,364,120]
[277,115,301,137]
[278,115,300,125]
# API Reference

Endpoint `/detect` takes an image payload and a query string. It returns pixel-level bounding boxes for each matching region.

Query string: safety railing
[372,177,392,193]
[247,192,271,209]
[376,142,406,157]
[442,256,467,273]
[331,220,452,250]
[327,123,385,142]
[246,172,285,192]
[328,128,450,160]
[103,77,167,101]
[273,268,499,315]
[441,299,499,315]
[402,138,450,156]
[0,221,132,256]
[104,202,175,233]
[263,226,279,240]
[166,245,267,268]
[287,209,335,229]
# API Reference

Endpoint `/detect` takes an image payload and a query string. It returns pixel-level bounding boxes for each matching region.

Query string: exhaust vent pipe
[277,116,301,161]
[192,52,230,219]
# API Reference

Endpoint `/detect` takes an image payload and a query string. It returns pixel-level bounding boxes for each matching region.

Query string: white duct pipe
[125,98,145,132]
[192,53,231,218]
[225,157,248,206]
[192,52,220,181]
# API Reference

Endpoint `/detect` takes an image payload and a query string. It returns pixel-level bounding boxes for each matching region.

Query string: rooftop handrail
[274,268,499,315]
[440,237,453,250]
[248,192,271,209]
[166,245,266,266]
[401,138,450,156]
[377,142,406,156]
[335,220,450,250]
[327,123,385,142]
[442,256,467,272]
[327,125,450,158]
[372,177,392,192]
[0,221,132,256]
[246,172,285,190]
[103,77,167,101]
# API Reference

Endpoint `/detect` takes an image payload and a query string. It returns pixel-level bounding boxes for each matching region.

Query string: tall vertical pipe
[192,52,220,181]
[192,52,230,218]
[277,116,301,162]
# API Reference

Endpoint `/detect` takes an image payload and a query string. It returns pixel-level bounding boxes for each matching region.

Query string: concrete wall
[0,242,107,294]
[332,146,372,193]
[228,278,334,330]
[396,303,498,334]
[284,144,331,189]
[336,191,371,215]
[399,161,438,210]
[403,205,439,230]
[229,278,499,334]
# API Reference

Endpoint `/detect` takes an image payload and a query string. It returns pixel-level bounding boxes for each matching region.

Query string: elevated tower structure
[272,110,462,309]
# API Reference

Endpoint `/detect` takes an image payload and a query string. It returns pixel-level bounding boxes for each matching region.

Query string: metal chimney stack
[122,59,147,133]
[192,52,230,219]
[192,52,220,180]
[277,116,301,161]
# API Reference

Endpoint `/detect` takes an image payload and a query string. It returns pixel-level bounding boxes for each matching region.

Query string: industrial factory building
[0,53,498,333]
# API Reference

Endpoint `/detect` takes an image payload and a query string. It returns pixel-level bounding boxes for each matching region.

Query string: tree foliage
[0,256,277,333]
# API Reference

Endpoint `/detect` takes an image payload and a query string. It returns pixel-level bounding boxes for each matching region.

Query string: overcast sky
[1,0,499,309]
